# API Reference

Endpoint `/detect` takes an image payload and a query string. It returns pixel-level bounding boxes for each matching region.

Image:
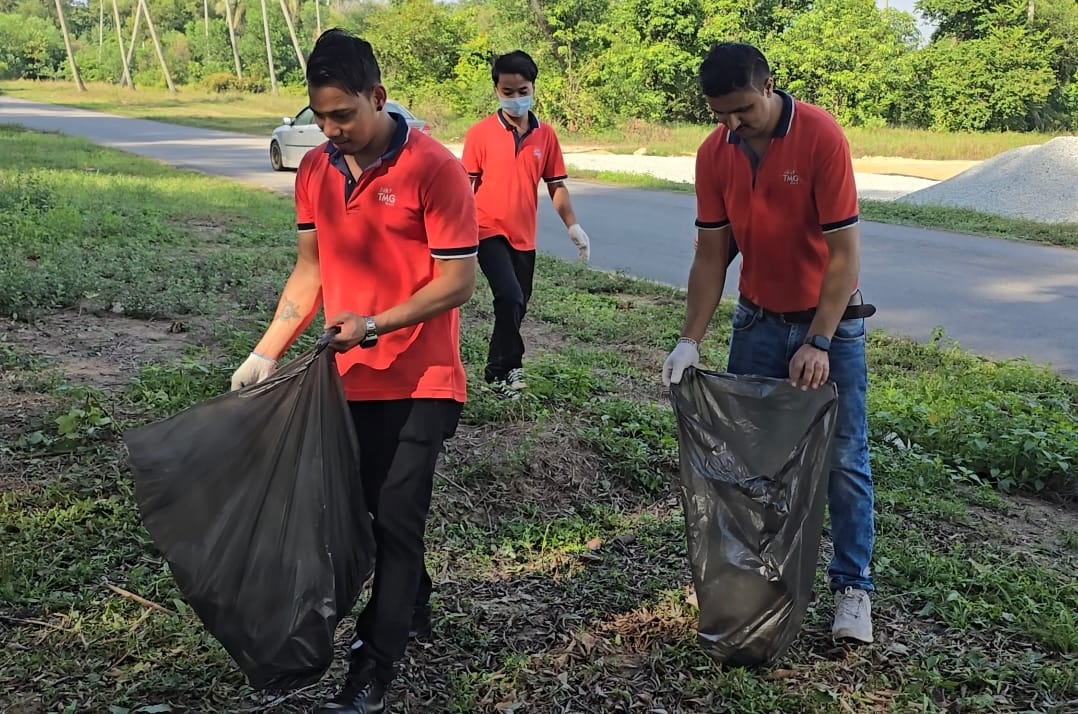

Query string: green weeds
[1,127,1075,713]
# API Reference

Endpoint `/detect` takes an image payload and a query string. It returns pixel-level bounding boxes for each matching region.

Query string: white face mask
[499,95,534,118]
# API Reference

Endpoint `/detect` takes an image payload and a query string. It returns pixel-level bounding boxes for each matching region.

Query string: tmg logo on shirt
[533,148,542,161]
[377,186,397,206]
[782,169,801,185]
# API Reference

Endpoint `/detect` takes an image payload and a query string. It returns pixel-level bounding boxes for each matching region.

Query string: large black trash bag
[123,332,374,691]
[669,367,838,667]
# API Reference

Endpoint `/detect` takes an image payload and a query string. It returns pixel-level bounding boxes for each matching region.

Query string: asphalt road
[2,97,1076,377]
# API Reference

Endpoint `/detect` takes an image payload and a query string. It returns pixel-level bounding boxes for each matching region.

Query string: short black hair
[306,28,381,94]
[492,50,538,85]
[698,42,771,98]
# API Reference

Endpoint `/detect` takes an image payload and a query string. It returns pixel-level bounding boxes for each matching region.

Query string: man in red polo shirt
[662,42,876,645]
[462,50,591,397]
[229,29,478,713]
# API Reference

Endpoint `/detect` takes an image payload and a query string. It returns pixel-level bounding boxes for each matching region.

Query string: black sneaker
[409,603,432,641]
[315,656,387,714]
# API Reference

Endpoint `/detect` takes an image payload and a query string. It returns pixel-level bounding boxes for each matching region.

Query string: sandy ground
[851,157,980,181]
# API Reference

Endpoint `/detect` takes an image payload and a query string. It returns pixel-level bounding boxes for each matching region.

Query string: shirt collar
[497,109,540,133]
[725,89,796,145]
[323,111,410,170]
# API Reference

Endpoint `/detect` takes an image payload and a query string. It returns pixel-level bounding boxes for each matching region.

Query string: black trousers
[478,235,536,383]
[348,398,462,682]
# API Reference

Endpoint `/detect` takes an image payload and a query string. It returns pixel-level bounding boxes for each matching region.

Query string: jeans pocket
[833,317,866,342]
[731,303,759,332]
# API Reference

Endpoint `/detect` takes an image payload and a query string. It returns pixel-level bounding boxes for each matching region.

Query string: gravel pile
[898,136,1078,224]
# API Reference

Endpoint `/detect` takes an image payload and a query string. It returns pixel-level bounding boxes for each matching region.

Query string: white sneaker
[488,380,520,400]
[832,587,873,643]
[506,368,527,391]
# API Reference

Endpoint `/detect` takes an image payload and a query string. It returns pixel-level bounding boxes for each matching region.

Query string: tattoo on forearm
[275,297,301,322]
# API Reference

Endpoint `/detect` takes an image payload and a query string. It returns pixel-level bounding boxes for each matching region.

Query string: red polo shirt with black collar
[294,113,479,403]
[695,91,860,313]
[461,110,568,252]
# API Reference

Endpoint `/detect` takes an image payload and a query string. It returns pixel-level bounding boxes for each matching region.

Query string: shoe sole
[832,629,874,644]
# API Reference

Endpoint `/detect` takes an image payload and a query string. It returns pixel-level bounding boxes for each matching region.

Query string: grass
[1,79,1065,160]
[1,125,1076,713]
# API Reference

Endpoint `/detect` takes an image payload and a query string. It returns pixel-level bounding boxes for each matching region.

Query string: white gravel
[898,136,1078,224]
[443,144,938,202]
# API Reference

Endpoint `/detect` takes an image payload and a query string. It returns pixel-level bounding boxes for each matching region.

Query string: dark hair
[698,42,771,98]
[492,50,538,85]
[306,28,381,94]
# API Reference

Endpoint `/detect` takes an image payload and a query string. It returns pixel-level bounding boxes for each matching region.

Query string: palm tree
[278,0,307,73]
[54,0,87,91]
[138,0,176,93]
[259,0,279,94]
[222,0,243,78]
[110,0,133,88]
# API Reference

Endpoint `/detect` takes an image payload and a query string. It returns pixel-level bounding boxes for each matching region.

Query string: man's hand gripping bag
[123,335,374,690]
[669,367,838,667]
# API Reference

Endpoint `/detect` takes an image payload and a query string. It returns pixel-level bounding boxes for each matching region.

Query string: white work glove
[230,351,277,391]
[568,223,590,262]
[662,338,700,387]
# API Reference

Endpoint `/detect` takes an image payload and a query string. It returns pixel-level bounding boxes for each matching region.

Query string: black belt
[738,295,876,324]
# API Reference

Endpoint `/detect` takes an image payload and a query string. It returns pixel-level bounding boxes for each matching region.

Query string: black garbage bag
[123,332,374,690]
[669,367,838,667]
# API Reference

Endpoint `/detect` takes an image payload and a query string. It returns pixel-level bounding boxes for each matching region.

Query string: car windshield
[385,101,415,119]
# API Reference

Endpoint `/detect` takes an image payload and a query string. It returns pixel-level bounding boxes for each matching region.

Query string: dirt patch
[436,419,629,529]
[852,156,980,181]
[0,310,209,389]
[969,495,1078,562]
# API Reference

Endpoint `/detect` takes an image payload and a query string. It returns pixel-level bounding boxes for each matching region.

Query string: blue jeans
[726,300,875,593]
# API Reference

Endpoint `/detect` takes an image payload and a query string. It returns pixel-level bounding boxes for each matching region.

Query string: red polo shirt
[294,114,479,403]
[461,111,568,251]
[695,91,859,313]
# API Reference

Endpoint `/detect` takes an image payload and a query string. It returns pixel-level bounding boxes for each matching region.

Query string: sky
[878,0,939,39]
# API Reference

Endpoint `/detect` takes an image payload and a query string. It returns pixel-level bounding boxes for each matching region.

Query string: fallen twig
[0,614,66,632]
[103,582,174,615]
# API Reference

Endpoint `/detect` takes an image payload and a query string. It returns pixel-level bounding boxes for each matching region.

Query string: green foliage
[7,0,1076,131]
[0,12,65,79]
[766,0,920,126]
[869,333,1077,494]
[917,26,1057,131]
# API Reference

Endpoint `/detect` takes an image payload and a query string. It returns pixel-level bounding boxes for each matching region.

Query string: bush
[0,13,65,80]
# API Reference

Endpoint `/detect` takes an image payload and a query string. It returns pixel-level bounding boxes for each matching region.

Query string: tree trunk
[260,0,279,94]
[54,0,87,91]
[111,0,134,88]
[138,0,176,93]
[204,0,209,38]
[278,0,306,73]
[224,0,243,79]
[315,0,321,36]
[125,0,141,79]
[99,0,104,49]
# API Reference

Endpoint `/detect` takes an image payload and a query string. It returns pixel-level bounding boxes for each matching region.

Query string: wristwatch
[359,316,379,349]
[805,334,831,352]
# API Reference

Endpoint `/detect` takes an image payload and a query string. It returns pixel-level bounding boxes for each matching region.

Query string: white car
[269,100,432,171]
